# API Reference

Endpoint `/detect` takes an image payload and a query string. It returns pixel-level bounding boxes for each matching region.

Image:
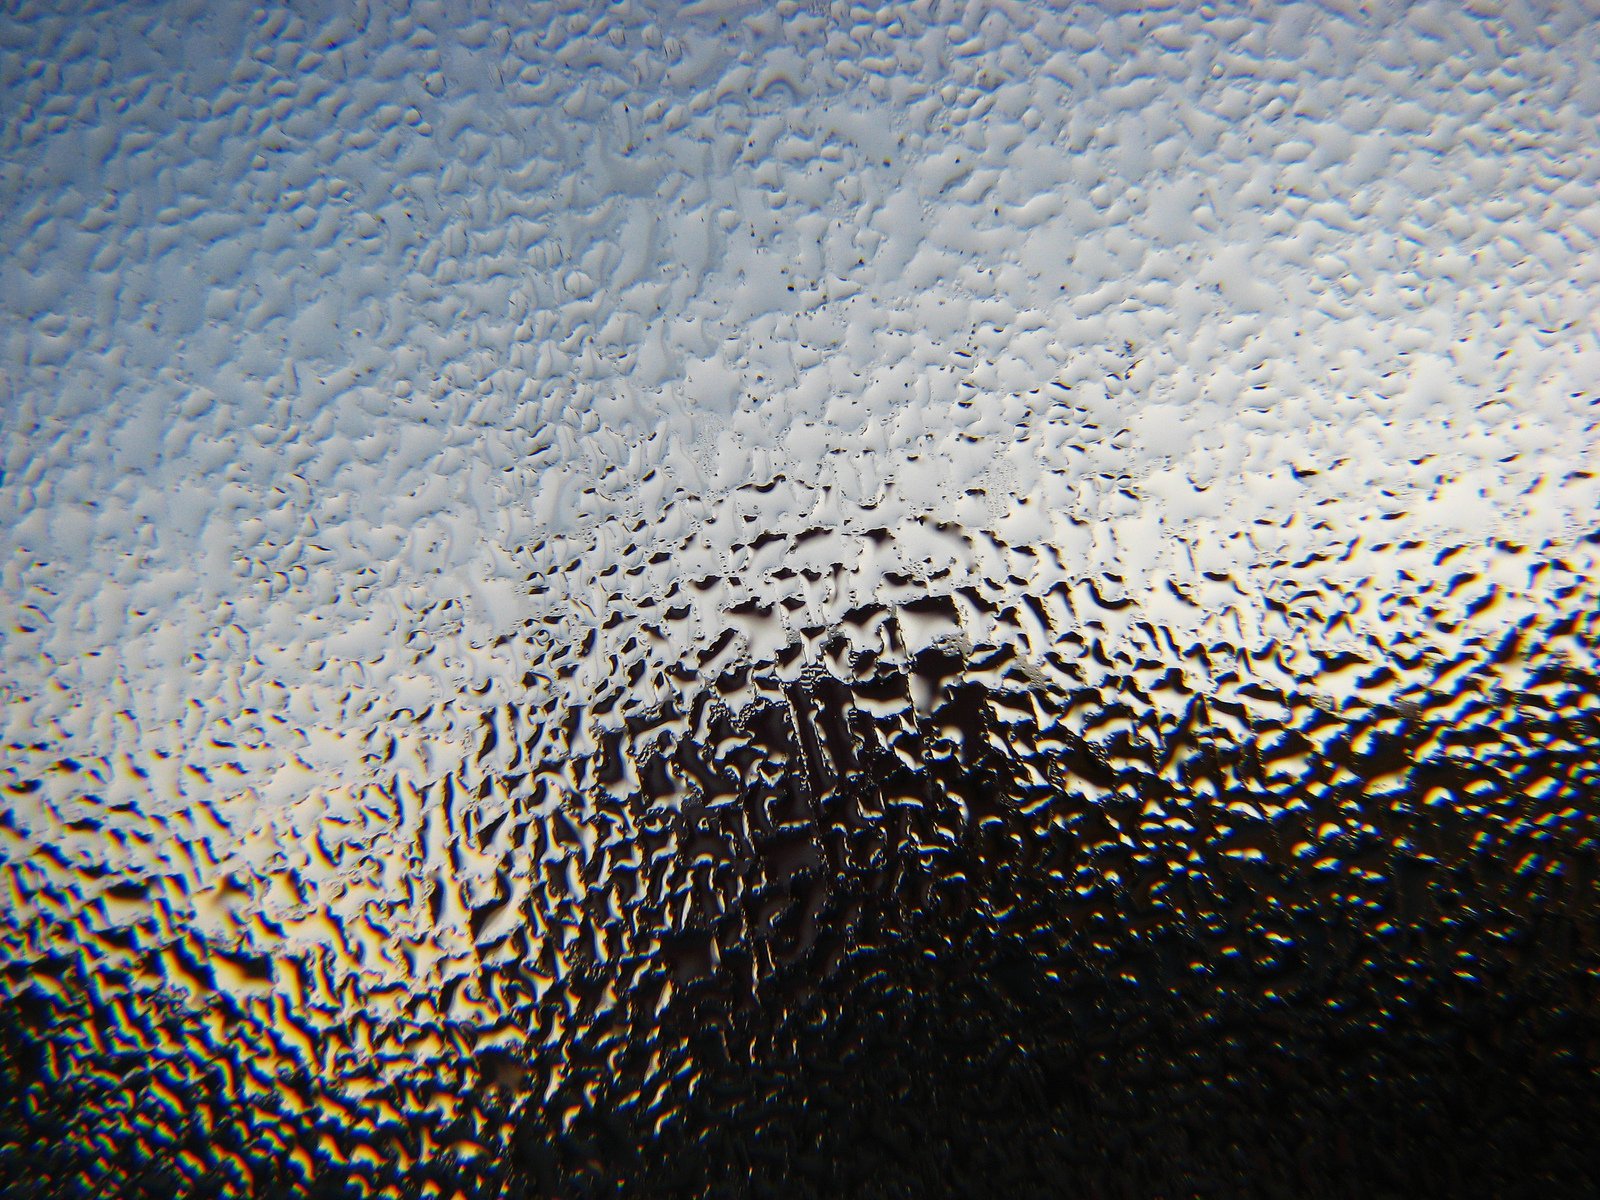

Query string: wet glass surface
[3,2,1599,1196]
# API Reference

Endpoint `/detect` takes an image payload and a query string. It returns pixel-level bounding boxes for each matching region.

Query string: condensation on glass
[2,2,1598,1196]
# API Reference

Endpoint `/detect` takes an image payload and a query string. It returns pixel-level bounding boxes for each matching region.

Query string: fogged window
[3,2,1598,1196]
